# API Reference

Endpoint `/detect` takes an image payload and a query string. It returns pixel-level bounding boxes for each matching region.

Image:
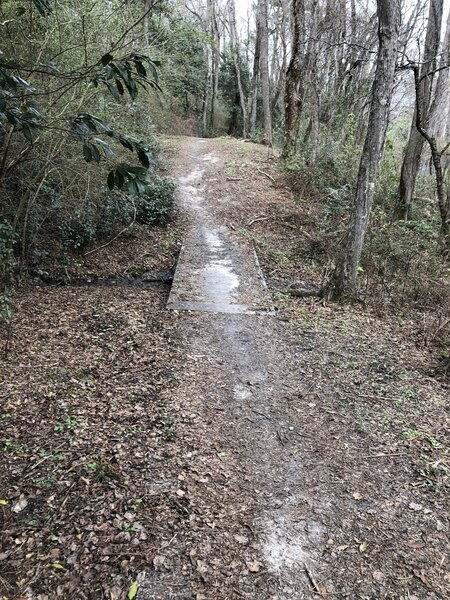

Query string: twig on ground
[284,287,322,298]
[250,408,273,421]
[27,443,66,473]
[257,168,275,182]
[247,215,269,227]
[304,562,322,595]
[363,452,408,459]
[157,533,178,551]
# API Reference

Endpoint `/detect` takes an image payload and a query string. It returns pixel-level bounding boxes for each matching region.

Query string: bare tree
[428,9,450,139]
[249,9,261,135]
[411,65,450,248]
[324,0,402,300]
[228,0,249,138]
[257,0,273,146]
[395,0,443,220]
[282,0,305,158]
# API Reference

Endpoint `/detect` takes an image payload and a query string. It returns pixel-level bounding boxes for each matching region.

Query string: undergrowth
[281,118,450,376]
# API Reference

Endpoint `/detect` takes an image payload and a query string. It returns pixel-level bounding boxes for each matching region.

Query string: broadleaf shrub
[135,176,176,226]
[96,191,135,238]
[60,210,96,251]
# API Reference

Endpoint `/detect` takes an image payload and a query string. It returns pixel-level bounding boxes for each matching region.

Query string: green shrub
[96,191,134,238]
[60,210,96,251]
[0,221,15,277]
[135,175,176,226]
[0,220,16,325]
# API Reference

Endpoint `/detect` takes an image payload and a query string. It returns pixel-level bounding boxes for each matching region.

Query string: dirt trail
[167,140,273,314]
[139,137,448,600]
[2,136,446,599]
[139,138,326,598]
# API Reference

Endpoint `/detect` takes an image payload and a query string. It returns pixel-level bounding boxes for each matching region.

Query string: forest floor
[0,136,449,600]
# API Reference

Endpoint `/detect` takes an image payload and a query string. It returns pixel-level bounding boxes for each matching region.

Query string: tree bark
[428,9,450,139]
[209,0,221,133]
[412,65,450,247]
[395,0,443,220]
[324,0,401,301]
[228,0,249,138]
[249,10,261,135]
[258,0,273,146]
[282,0,305,158]
[303,0,320,163]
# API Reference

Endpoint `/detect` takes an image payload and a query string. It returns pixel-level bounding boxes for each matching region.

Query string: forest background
[0,0,449,371]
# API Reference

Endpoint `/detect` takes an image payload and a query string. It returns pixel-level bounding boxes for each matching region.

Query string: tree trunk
[395,0,443,220]
[303,0,320,163]
[412,65,450,248]
[249,11,261,135]
[258,0,273,146]
[209,0,220,133]
[228,0,249,138]
[429,9,450,139]
[282,0,305,158]
[270,0,289,118]
[324,0,401,301]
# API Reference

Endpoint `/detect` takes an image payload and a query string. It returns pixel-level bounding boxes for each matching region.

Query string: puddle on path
[203,152,219,163]
[168,146,274,315]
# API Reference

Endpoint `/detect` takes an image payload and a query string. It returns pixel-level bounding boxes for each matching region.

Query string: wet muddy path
[167,141,274,315]
[140,138,325,598]
[139,137,448,600]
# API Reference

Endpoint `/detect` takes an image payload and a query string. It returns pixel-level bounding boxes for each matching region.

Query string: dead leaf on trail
[234,534,249,545]
[352,492,363,500]
[413,569,429,585]
[153,555,166,569]
[12,495,28,513]
[196,559,208,573]
[407,541,426,549]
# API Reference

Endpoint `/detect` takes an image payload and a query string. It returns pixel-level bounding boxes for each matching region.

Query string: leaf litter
[0,135,448,599]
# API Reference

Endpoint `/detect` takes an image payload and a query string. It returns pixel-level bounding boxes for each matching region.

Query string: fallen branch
[304,562,322,595]
[363,452,408,459]
[247,215,269,227]
[257,168,275,182]
[284,286,323,298]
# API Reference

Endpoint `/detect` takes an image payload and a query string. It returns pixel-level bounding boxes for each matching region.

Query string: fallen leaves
[246,560,262,573]
[11,495,28,513]
[127,580,138,599]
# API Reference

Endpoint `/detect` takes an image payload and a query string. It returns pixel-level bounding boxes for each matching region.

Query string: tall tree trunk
[324,0,401,301]
[209,0,220,133]
[395,0,443,220]
[282,0,305,158]
[303,0,320,163]
[270,0,288,117]
[429,10,450,139]
[228,0,249,138]
[258,0,273,146]
[412,65,450,248]
[249,12,261,135]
